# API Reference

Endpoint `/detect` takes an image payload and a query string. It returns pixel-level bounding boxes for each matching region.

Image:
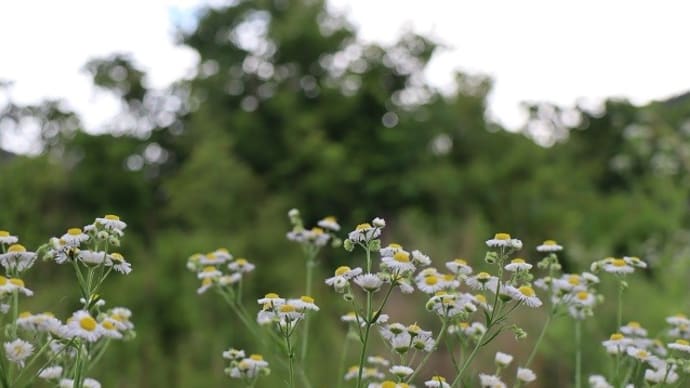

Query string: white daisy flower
[289,296,319,311]
[59,378,102,388]
[666,313,690,326]
[0,277,33,296]
[354,273,384,292]
[199,252,226,266]
[571,291,596,307]
[582,272,600,284]
[517,367,536,383]
[396,278,415,294]
[390,365,413,378]
[425,376,450,387]
[197,266,222,280]
[218,273,242,286]
[588,375,613,388]
[411,250,431,266]
[668,339,690,353]
[38,365,63,380]
[506,285,542,307]
[446,258,473,275]
[106,253,132,274]
[0,244,37,272]
[325,266,362,291]
[317,216,340,231]
[367,356,389,366]
[478,373,506,388]
[228,258,255,273]
[372,217,386,228]
[644,368,679,384]
[465,272,499,291]
[381,251,416,273]
[257,293,285,306]
[620,321,647,337]
[601,258,634,274]
[504,258,532,272]
[99,318,124,339]
[4,339,33,367]
[485,233,522,250]
[536,239,563,252]
[107,307,134,331]
[417,274,446,294]
[623,256,647,268]
[95,214,127,231]
[0,230,19,245]
[602,333,632,353]
[66,310,103,342]
[380,243,404,257]
[495,351,513,367]
[78,250,107,265]
[348,223,381,243]
[626,346,657,363]
[197,277,213,294]
[277,303,304,323]
[222,348,245,360]
[60,228,89,246]
[228,354,270,379]
[344,366,361,380]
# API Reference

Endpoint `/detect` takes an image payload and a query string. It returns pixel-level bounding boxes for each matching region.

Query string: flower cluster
[187,248,255,295]
[223,348,270,383]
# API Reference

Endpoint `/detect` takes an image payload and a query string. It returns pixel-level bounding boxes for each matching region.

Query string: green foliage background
[2,0,690,386]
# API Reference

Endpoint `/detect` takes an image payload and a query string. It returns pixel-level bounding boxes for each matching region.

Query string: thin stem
[525,312,552,367]
[451,330,487,387]
[575,319,582,388]
[406,320,448,383]
[355,292,373,388]
[300,254,316,363]
[617,280,624,330]
[285,333,295,388]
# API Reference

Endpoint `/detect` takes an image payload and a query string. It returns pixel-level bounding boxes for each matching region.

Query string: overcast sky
[2,0,690,153]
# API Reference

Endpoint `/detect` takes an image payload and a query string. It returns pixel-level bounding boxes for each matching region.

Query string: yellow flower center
[201,278,213,287]
[335,266,352,276]
[434,291,448,296]
[477,272,491,280]
[19,312,31,318]
[627,321,640,328]
[459,322,469,329]
[238,360,250,369]
[280,304,296,313]
[407,324,421,334]
[0,231,9,237]
[102,321,116,330]
[250,354,263,361]
[676,339,690,346]
[0,276,6,285]
[393,252,410,263]
[9,278,24,288]
[311,227,324,235]
[518,286,535,297]
[610,333,624,341]
[543,240,557,245]
[206,253,217,259]
[111,253,124,262]
[576,291,589,300]
[475,294,487,303]
[431,376,447,382]
[80,316,97,331]
[388,243,402,249]
[494,233,511,240]
[235,258,248,266]
[568,275,581,285]
[356,223,372,230]
[454,258,467,265]
[8,244,26,253]
[202,266,217,273]
[636,350,648,358]
[323,216,337,222]
[264,293,279,299]
[443,274,455,281]
[300,296,314,304]
[511,258,526,264]
[425,276,438,285]
[612,259,627,267]
[104,214,120,220]
[381,382,397,388]
[67,228,83,236]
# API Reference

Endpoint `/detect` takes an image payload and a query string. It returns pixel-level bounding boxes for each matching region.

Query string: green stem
[12,338,55,385]
[406,320,448,383]
[300,255,316,363]
[10,291,18,338]
[355,292,373,388]
[525,312,552,368]
[285,333,295,388]
[575,319,582,388]
[451,330,487,387]
[617,280,624,330]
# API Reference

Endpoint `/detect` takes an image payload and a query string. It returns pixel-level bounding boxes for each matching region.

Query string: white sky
[2,0,690,153]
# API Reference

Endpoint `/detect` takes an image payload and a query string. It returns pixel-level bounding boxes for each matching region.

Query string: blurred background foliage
[2,0,690,386]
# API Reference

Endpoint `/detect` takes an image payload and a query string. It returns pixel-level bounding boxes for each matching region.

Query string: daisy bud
[368,239,381,252]
[108,236,120,247]
[372,217,386,228]
[96,231,109,240]
[343,293,354,302]
[485,252,497,264]
[343,239,354,252]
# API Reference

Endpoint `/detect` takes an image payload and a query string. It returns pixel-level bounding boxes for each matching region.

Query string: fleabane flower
[59,378,101,388]
[106,253,132,274]
[411,250,431,266]
[381,251,416,274]
[66,310,103,342]
[446,258,473,275]
[4,339,33,367]
[601,257,635,274]
[222,348,246,361]
[95,214,127,231]
[0,277,33,296]
[588,375,613,388]
[348,222,382,243]
[517,367,536,383]
[644,368,679,384]
[485,233,522,250]
[536,240,563,252]
[494,351,513,367]
[228,258,255,273]
[465,272,499,291]
[354,273,384,292]
[38,365,63,380]
[504,258,532,272]
[668,339,690,353]
[60,228,89,246]
[506,285,542,307]
[288,296,319,311]
[78,250,106,265]
[620,321,647,337]
[380,243,405,257]
[317,216,341,232]
[602,333,632,354]
[325,266,362,292]
[0,230,18,245]
[227,354,270,379]
[197,266,222,279]
[424,376,450,387]
[0,244,37,272]
[623,256,647,269]
[478,373,506,388]
[389,365,413,378]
